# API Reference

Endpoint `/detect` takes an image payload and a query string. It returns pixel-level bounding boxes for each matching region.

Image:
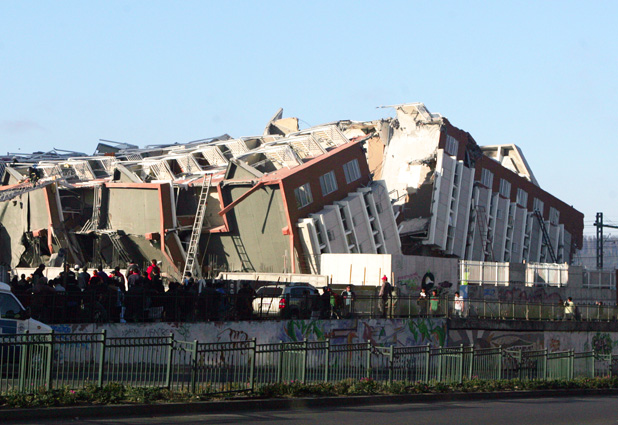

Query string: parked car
[0,282,51,335]
[253,282,320,319]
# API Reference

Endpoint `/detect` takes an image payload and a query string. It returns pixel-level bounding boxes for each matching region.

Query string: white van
[0,282,52,334]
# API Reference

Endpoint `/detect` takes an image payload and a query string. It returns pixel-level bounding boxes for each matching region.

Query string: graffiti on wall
[279,318,446,347]
[545,331,618,355]
[469,285,565,304]
[397,272,424,294]
[450,329,618,355]
[449,329,544,351]
[397,270,454,296]
[52,318,447,348]
[52,322,618,355]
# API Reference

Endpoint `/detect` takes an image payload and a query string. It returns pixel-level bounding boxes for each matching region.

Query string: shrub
[2,376,618,409]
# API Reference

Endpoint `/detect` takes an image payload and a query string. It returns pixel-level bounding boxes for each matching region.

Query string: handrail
[10,290,618,324]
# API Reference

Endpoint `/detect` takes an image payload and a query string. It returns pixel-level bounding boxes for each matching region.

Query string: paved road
[10,395,618,425]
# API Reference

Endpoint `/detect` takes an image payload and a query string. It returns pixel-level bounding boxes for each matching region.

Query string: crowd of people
[7,268,459,323]
[7,261,252,323]
[10,265,584,324]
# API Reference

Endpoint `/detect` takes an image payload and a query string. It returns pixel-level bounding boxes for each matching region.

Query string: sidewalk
[3,388,618,422]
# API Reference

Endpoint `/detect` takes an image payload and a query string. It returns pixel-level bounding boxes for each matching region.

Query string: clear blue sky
[1,1,617,235]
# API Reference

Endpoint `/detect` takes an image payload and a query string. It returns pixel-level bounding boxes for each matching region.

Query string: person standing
[78,267,90,291]
[125,260,139,281]
[429,289,440,316]
[237,282,256,320]
[146,259,161,281]
[341,285,356,318]
[9,276,19,293]
[418,288,428,317]
[127,269,142,290]
[564,297,576,320]
[454,291,464,318]
[54,279,66,292]
[32,263,46,286]
[96,266,110,285]
[379,276,392,318]
[14,274,30,295]
[33,264,46,279]
[109,266,126,292]
[320,287,332,319]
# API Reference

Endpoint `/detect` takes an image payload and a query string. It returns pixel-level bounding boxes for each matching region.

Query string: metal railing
[9,291,618,324]
[1,332,615,395]
[460,260,510,285]
[525,262,569,287]
[462,298,617,322]
[584,269,617,289]
[460,260,572,287]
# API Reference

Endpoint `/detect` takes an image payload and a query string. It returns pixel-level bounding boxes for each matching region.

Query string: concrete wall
[392,254,459,297]
[50,319,618,356]
[211,185,290,273]
[216,272,329,287]
[107,187,161,235]
[29,189,49,232]
[51,317,448,347]
[321,253,459,293]
[0,197,26,266]
[322,253,615,304]
[449,328,618,355]
[466,282,615,305]
[321,253,392,286]
[0,188,51,267]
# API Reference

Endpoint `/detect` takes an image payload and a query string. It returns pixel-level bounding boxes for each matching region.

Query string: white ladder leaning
[182,174,212,279]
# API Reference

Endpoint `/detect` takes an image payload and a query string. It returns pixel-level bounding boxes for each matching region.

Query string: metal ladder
[475,205,494,261]
[0,177,63,203]
[110,232,132,265]
[79,186,102,233]
[182,174,212,278]
[0,182,38,202]
[231,234,254,272]
[533,209,557,263]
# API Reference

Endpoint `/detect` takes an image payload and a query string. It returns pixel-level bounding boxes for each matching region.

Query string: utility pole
[594,212,618,270]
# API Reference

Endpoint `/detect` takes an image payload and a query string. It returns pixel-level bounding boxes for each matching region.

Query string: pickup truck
[253,282,320,319]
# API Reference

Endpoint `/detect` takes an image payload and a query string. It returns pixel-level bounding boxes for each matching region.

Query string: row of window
[479,169,560,224]
[445,135,459,156]
[294,159,361,209]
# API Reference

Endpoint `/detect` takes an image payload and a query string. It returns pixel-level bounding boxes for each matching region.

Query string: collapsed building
[336,103,583,264]
[0,103,583,280]
[0,118,400,278]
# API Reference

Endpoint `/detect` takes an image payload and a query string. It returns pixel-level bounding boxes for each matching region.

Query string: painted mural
[468,285,565,304]
[449,329,618,355]
[392,254,458,298]
[51,317,447,348]
[449,329,544,351]
[51,321,618,355]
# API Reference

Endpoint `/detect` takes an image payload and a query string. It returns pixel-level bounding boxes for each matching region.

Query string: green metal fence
[1,332,616,395]
[468,346,503,380]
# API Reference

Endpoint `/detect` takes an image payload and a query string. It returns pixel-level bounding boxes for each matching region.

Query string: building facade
[0,102,583,279]
[0,126,401,277]
[337,103,583,264]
